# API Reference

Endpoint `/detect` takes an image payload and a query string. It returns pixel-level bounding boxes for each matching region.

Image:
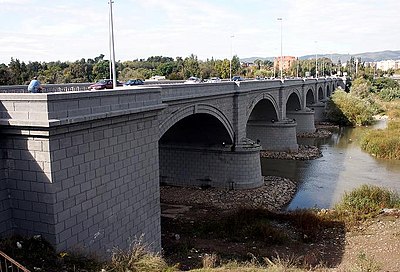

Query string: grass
[360,101,400,159]
[105,236,175,272]
[2,185,398,271]
[333,184,400,225]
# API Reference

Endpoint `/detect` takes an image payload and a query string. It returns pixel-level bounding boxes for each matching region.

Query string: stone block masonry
[0,88,165,255]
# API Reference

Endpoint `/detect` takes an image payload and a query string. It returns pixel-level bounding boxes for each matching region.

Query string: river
[261,120,400,210]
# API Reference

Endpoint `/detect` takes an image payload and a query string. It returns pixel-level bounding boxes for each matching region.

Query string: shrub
[106,237,175,272]
[361,105,400,159]
[372,77,399,92]
[351,77,373,98]
[378,87,400,101]
[326,89,375,126]
[334,185,400,222]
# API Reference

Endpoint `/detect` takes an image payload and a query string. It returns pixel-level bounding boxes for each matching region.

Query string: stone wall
[0,136,12,236]
[0,88,164,255]
[159,144,263,189]
[246,121,298,152]
[47,113,161,254]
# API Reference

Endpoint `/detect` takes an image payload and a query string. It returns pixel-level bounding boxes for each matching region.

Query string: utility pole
[109,0,117,88]
[230,35,234,81]
[277,18,283,79]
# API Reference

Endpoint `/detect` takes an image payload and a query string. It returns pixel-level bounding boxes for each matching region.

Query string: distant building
[274,56,296,72]
[376,60,400,71]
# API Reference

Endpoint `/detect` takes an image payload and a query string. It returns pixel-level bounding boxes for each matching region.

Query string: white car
[207,77,221,83]
[184,76,201,84]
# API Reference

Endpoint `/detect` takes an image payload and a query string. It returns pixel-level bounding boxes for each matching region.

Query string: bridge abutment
[246,120,298,152]
[0,89,165,256]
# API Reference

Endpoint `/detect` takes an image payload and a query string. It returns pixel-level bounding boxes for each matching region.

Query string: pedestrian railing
[0,251,30,272]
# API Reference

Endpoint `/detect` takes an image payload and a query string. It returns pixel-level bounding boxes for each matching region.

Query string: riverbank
[161,183,400,271]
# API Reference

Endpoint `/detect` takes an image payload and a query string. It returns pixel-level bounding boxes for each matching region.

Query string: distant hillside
[241,50,400,64]
[241,57,274,63]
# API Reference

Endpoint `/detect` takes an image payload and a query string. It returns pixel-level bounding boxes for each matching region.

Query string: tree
[183,54,200,78]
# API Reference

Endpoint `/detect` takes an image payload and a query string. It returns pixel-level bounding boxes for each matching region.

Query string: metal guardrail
[0,251,30,272]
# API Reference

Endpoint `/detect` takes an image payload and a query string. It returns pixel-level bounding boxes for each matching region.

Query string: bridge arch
[306,88,315,106]
[285,89,303,111]
[327,85,331,97]
[246,93,280,122]
[159,103,234,143]
[318,86,324,101]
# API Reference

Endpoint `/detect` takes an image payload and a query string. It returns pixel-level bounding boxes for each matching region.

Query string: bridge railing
[0,83,91,93]
[0,251,30,272]
[0,80,187,94]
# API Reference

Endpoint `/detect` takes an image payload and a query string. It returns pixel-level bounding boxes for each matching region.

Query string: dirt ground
[160,186,400,271]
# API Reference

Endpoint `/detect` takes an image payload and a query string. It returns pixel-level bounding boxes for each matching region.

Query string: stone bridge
[0,78,344,256]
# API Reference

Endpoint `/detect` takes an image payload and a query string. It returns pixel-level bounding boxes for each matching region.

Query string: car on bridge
[184,77,202,84]
[88,79,123,90]
[206,77,221,83]
[124,79,144,86]
[232,76,244,81]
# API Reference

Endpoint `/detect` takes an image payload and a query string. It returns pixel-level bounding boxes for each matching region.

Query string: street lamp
[108,0,117,88]
[230,35,234,81]
[315,41,318,78]
[277,18,283,79]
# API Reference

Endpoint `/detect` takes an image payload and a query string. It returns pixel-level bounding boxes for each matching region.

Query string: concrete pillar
[159,140,263,189]
[308,102,326,123]
[287,109,316,133]
[247,120,298,152]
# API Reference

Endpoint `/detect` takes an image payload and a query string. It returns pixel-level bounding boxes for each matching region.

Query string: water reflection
[261,121,400,210]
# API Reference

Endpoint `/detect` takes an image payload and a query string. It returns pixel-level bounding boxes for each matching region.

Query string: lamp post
[315,41,318,78]
[230,35,234,81]
[277,18,283,79]
[109,0,117,88]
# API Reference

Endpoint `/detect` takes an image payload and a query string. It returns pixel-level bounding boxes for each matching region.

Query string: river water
[261,120,400,210]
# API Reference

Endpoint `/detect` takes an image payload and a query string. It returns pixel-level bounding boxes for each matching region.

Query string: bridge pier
[159,140,263,189]
[286,109,316,133]
[309,102,327,123]
[246,120,298,152]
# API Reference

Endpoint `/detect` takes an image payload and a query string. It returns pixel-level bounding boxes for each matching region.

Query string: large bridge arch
[159,103,262,189]
[159,103,234,143]
[246,93,280,122]
[246,92,298,151]
[306,88,315,106]
[285,89,303,111]
[318,86,324,101]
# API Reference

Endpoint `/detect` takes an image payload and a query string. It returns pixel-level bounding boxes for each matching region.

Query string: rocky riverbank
[260,145,322,160]
[160,176,297,212]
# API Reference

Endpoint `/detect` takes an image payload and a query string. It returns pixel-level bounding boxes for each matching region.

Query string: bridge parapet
[0,87,164,127]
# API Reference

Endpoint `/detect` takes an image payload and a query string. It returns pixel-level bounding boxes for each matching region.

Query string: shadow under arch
[159,103,234,143]
[318,86,324,101]
[306,88,315,106]
[246,93,280,122]
[286,91,302,111]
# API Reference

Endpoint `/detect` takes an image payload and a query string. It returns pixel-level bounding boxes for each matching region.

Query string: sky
[0,0,399,64]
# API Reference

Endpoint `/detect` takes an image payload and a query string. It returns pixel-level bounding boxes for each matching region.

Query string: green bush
[351,77,373,98]
[326,89,375,126]
[361,106,400,159]
[372,77,399,92]
[334,185,400,222]
[378,87,400,101]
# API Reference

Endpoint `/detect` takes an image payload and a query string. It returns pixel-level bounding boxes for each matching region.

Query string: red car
[88,79,123,90]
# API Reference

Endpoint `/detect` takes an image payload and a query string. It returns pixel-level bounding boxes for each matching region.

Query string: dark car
[232,76,244,81]
[124,79,144,86]
[88,79,123,90]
